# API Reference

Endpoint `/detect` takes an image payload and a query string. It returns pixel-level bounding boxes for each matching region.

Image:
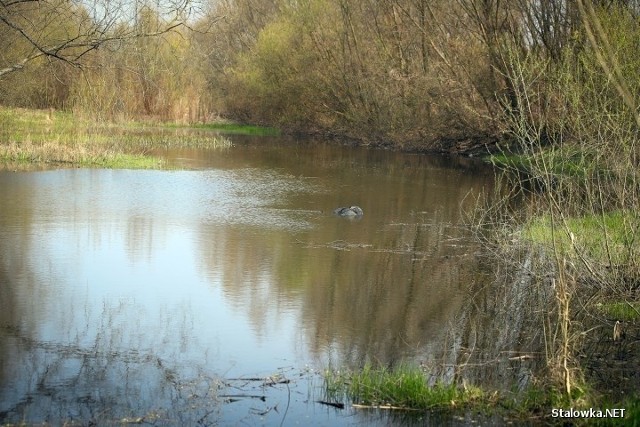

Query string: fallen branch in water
[300,239,373,251]
[352,404,422,411]
[316,400,345,409]
[508,355,535,361]
[225,375,290,386]
[219,394,266,401]
[251,405,278,416]
[119,417,144,424]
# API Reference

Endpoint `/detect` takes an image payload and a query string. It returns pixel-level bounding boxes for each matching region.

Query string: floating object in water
[333,206,364,217]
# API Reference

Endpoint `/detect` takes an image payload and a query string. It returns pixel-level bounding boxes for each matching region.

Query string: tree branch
[0,0,193,79]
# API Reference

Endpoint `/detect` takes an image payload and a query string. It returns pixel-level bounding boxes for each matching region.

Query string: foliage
[204,0,502,146]
[323,364,617,422]
[479,0,640,406]
[0,0,208,122]
[69,7,209,122]
[2,0,640,153]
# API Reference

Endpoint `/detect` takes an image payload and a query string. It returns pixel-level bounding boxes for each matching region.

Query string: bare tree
[0,0,198,79]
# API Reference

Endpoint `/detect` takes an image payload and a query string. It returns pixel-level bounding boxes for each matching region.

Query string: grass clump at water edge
[321,364,640,422]
[0,138,163,170]
[323,364,487,411]
[488,147,596,180]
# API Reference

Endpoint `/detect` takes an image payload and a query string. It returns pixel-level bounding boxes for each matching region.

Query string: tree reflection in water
[1,331,220,424]
[0,143,512,425]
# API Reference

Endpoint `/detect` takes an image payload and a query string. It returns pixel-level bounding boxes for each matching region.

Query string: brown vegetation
[0,0,209,121]
[3,0,638,154]
[3,0,633,153]
[2,0,640,411]
[472,0,640,402]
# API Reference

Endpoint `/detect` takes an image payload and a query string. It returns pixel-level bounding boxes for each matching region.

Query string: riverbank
[319,212,640,423]
[473,138,640,423]
[0,106,495,171]
[280,125,499,156]
[3,106,638,424]
[0,107,235,170]
[322,352,640,425]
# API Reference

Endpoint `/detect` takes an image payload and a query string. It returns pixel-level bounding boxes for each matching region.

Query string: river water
[0,135,538,425]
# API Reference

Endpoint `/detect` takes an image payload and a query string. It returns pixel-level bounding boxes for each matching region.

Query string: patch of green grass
[489,152,533,173]
[78,153,164,169]
[489,148,593,179]
[324,364,486,411]
[584,395,640,426]
[323,364,639,423]
[523,211,639,263]
[0,106,232,169]
[495,382,594,421]
[597,301,640,321]
[0,141,165,169]
[193,122,280,136]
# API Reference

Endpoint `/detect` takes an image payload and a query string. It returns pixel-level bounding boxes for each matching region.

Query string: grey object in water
[333,206,364,217]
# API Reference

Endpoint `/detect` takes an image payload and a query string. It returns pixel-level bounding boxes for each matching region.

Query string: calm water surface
[0,136,504,425]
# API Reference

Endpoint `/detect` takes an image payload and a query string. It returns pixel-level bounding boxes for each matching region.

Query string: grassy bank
[191,122,280,136]
[526,211,640,319]
[323,364,640,424]
[475,141,640,422]
[0,107,236,169]
[523,211,639,263]
[324,364,488,412]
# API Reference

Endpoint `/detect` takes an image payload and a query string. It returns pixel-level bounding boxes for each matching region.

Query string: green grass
[597,301,640,321]
[587,396,640,426]
[489,148,594,179]
[489,152,533,173]
[0,150,162,169]
[78,153,163,169]
[0,106,234,169]
[192,122,280,136]
[523,211,639,263]
[324,364,486,411]
[323,364,640,424]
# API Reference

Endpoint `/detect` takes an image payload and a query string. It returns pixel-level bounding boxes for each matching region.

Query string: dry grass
[0,107,233,169]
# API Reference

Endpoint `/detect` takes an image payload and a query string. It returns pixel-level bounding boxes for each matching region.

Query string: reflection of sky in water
[0,168,325,424]
[1,168,317,373]
[20,169,322,230]
[0,155,499,425]
[36,226,298,371]
[2,227,312,424]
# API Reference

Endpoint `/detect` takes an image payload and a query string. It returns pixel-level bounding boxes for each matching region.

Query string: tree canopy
[1,0,639,150]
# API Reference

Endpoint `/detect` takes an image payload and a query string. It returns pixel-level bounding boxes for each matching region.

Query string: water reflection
[0,139,510,424]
